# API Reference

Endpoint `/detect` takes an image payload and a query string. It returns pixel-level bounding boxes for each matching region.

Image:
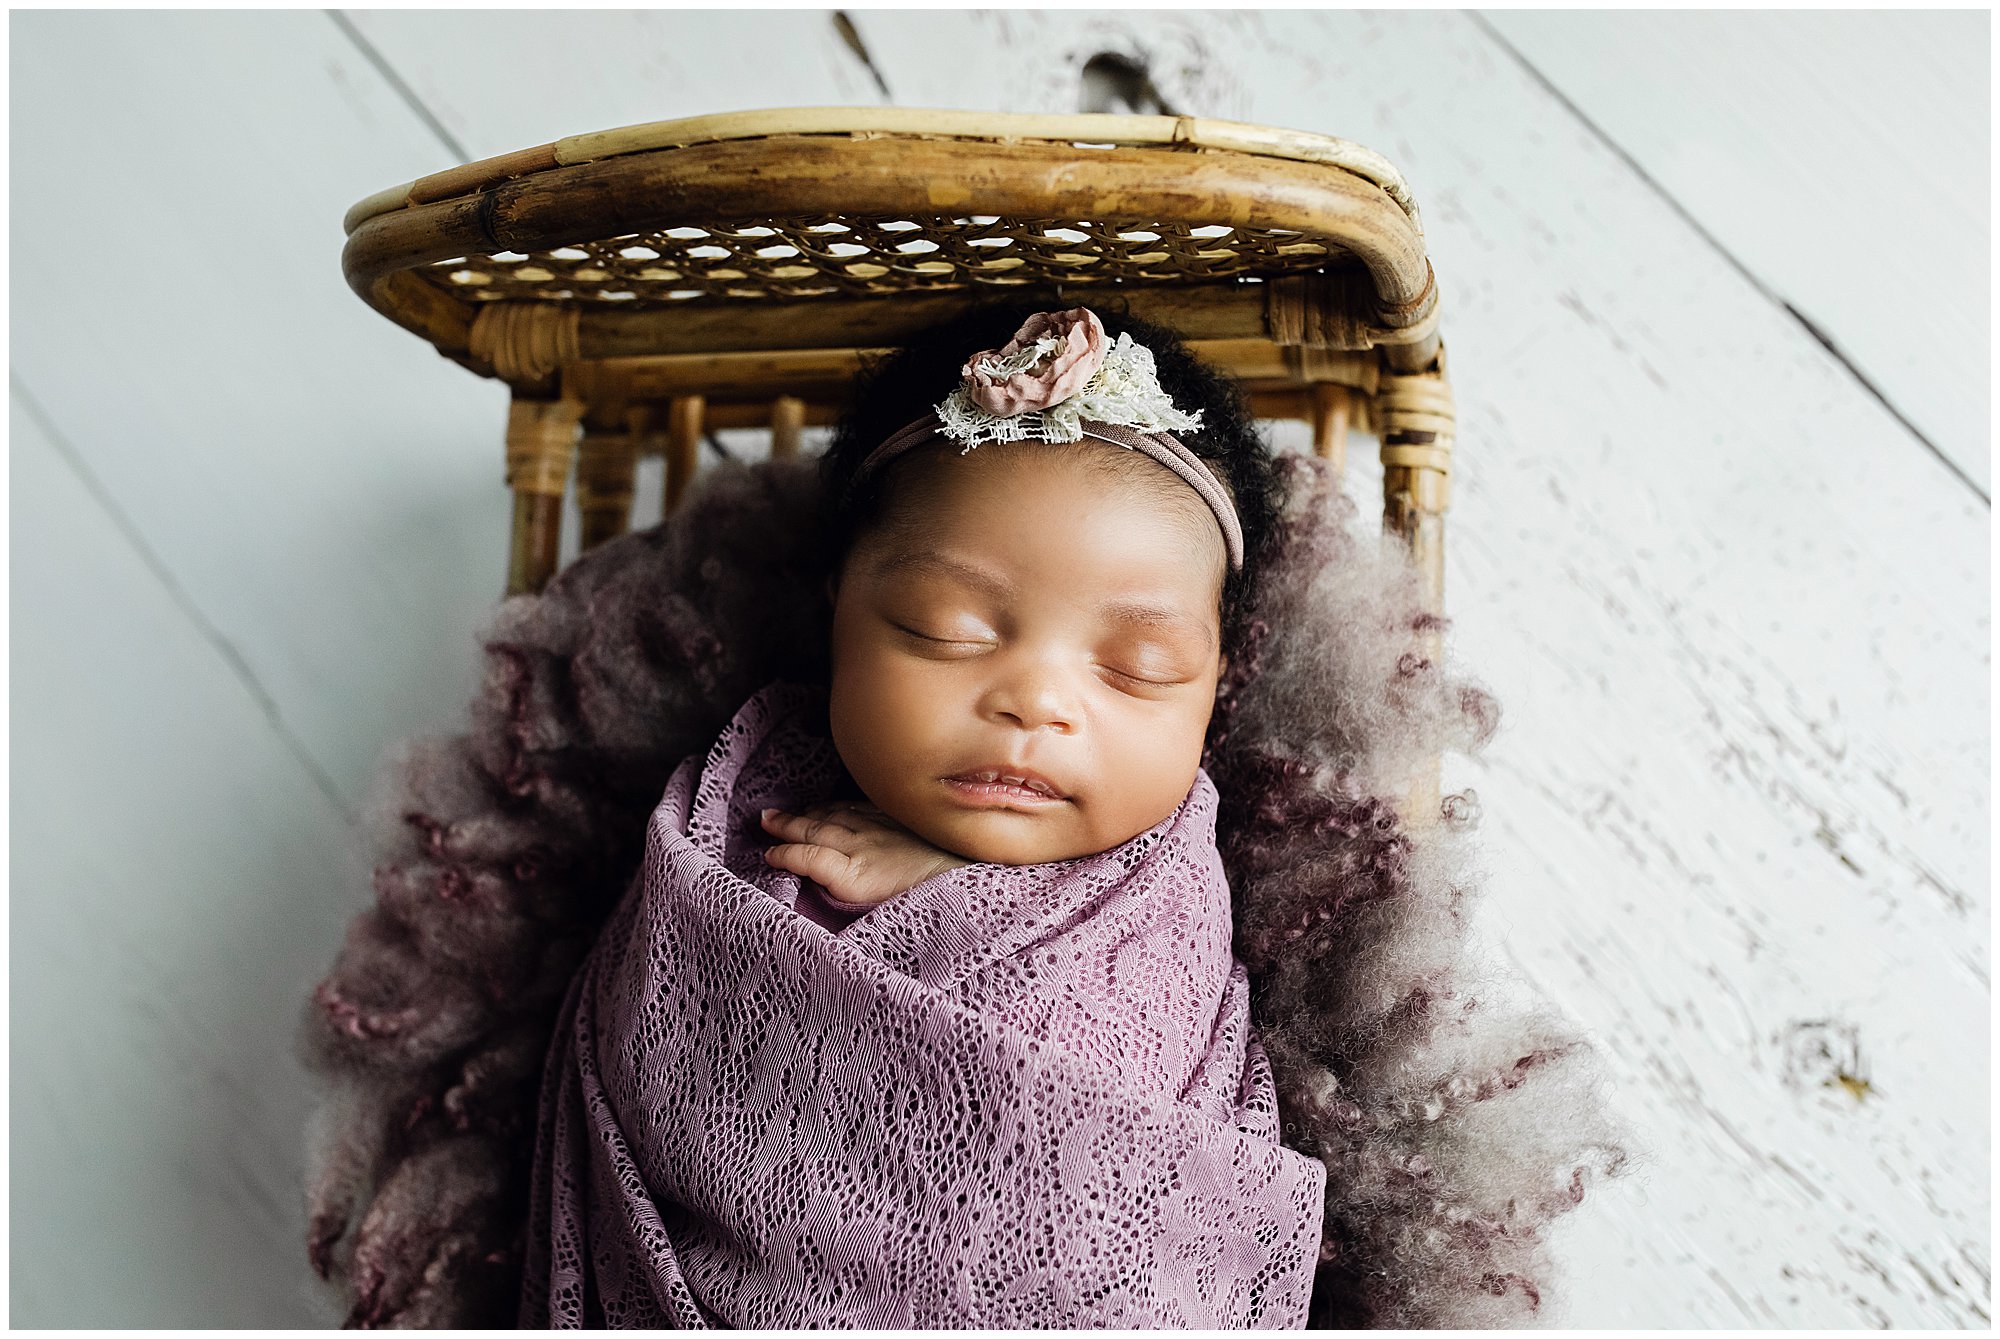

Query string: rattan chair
[341,105,1456,817]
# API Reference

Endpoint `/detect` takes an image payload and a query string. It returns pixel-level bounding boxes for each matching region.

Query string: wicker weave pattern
[424,214,1345,307]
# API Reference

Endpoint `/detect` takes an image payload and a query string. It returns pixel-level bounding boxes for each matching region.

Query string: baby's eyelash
[1104,666,1186,688]
[894,624,1187,687]
[894,625,985,648]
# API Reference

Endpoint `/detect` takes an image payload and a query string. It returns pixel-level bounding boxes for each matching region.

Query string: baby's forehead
[879,440,1229,580]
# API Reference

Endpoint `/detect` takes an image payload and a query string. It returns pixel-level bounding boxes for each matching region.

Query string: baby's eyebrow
[1098,598,1216,650]
[879,551,1216,650]
[878,550,1012,596]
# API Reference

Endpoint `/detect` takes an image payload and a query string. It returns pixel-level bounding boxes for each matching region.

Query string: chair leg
[1376,345,1455,826]
[769,395,806,460]
[577,424,639,553]
[662,394,705,519]
[1378,374,1452,609]
[505,394,584,596]
[1309,382,1351,476]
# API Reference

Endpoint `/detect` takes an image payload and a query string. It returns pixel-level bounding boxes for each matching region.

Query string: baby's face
[826,443,1230,865]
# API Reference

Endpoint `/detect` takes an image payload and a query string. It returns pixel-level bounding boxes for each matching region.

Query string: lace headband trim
[842,306,1245,572]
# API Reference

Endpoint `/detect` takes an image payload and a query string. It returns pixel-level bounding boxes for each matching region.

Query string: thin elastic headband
[847,412,1245,572]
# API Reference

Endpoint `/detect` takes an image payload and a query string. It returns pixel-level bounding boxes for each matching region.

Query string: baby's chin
[915,808,1115,867]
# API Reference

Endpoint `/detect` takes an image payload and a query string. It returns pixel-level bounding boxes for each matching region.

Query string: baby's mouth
[943,769,1069,805]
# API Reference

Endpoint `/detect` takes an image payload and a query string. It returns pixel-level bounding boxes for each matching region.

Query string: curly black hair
[814,297,1289,683]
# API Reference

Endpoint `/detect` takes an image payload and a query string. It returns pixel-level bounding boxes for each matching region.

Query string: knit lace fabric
[518,679,1328,1327]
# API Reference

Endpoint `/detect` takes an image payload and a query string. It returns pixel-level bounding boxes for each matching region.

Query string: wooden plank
[10,397,354,1327]
[830,9,1987,1327]
[1481,10,1990,496]
[341,9,885,164]
[10,9,520,808]
[3,10,617,1325]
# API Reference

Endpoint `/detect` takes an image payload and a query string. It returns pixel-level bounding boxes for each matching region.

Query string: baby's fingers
[760,807,858,850]
[761,841,852,886]
[756,851,884,911]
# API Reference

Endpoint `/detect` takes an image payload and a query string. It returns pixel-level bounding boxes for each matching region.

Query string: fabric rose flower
[960,307,1110,416]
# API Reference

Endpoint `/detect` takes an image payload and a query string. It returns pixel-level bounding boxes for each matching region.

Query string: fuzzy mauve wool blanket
[300,453,1631,1329]
[519,679,1327,1327]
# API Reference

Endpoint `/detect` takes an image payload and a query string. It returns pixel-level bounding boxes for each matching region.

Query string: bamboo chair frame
[341,107,1456,819]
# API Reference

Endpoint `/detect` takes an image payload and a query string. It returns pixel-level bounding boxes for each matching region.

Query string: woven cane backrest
[415,215,1354,308]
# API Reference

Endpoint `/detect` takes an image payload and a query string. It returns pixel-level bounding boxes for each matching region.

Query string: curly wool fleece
[296,450,1633,1328]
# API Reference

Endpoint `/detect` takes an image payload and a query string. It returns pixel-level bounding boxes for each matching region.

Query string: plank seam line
[10,374,356,827]
[1466,11,1988,508]
[324,9,471,165]
[831,11,895,103]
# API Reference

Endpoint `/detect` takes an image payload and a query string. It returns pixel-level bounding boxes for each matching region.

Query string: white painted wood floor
[9,10,1988,1328]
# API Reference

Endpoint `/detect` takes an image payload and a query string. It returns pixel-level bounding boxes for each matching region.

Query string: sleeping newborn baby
[519,307,1327,1328]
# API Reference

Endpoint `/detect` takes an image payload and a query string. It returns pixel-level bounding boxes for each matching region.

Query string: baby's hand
[759,801,972,910]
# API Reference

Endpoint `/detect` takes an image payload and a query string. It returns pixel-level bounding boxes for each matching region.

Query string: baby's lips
[945,768,1069,800]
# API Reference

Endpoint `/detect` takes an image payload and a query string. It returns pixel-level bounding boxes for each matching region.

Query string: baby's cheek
[1101,741,1203,841]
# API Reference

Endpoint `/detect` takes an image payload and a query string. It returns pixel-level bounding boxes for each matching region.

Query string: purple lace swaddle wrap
[519,680,1328,1328]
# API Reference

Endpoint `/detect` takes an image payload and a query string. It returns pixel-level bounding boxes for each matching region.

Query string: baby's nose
[980,652,1086,732]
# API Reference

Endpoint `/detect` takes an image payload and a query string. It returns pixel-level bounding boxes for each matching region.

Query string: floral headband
[845,307,1245,572]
